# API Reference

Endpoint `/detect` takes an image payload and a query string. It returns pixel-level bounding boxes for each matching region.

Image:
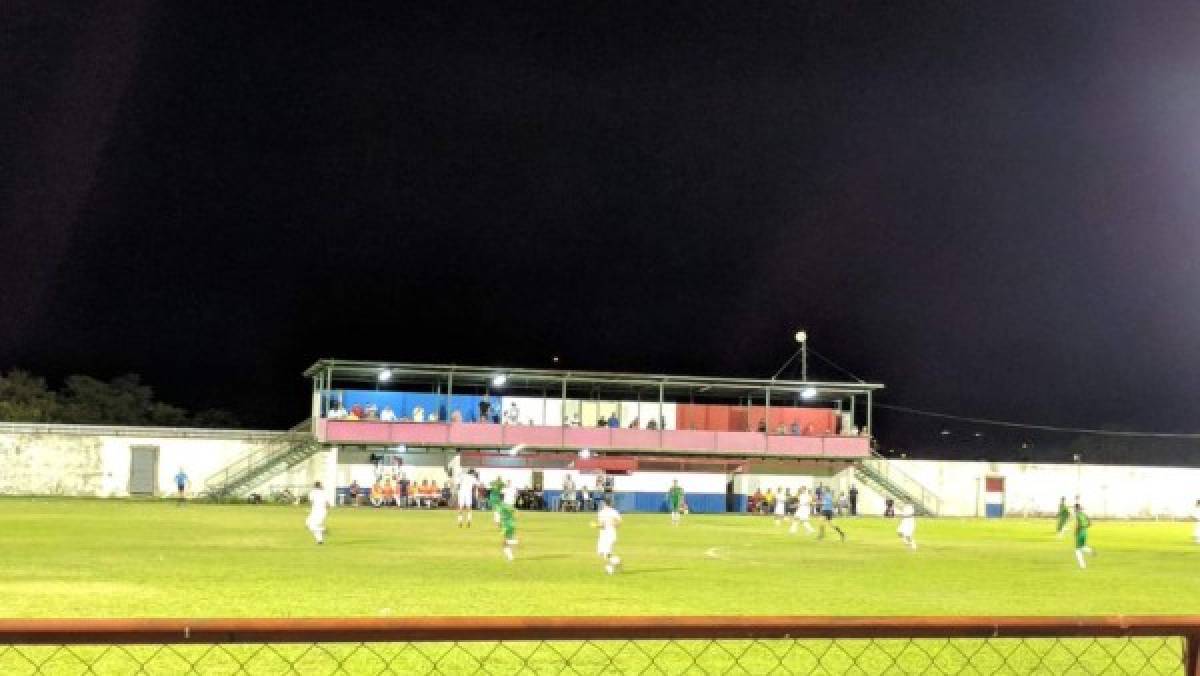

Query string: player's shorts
[669,501,680,512]
[502,524,515,540]
[306,515,326,530]
[794,509,810,521]
[898,518,915,538]
[176,484,186,492]
[821,509,834,521]
[1075,529,1088,549]
[457,493,474,509]
[774,505,786,516]
[597,530,617,555]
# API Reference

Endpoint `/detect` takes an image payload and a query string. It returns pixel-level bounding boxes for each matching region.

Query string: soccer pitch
[1,499,1197,619]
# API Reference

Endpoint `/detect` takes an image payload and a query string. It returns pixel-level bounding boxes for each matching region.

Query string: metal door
[129,446,158,495]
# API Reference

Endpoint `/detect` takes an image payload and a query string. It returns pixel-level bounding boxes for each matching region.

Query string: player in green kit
[490,477,505,527]
[1055,497,1069,538]
[499,502,518,561]
[1073,502,1094,569]
[668,479,685,526]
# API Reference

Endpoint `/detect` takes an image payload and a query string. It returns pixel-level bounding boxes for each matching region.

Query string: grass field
[1,498,1197,619]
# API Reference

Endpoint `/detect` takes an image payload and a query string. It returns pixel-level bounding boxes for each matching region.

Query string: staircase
[202,421,322,501]
[855,451,943,516]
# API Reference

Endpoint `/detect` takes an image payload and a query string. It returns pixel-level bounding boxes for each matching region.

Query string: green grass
[0,498,1196,618]
[0,500,1195,673]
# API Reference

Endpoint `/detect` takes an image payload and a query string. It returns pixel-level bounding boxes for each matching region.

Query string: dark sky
[4,3,1200,455]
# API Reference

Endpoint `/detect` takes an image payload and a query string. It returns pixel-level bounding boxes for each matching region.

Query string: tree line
[0,370,239,428]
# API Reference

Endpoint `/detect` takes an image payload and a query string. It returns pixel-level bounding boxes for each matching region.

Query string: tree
[0,369,60,422]
[192,408,241,428]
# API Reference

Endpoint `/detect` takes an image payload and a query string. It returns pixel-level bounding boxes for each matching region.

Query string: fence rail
[0,616,1197,674]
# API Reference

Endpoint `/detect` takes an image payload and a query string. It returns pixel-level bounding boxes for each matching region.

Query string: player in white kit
[594,498,622,574]
[456,470,479,528]
[773,487,789,526]
[503,479,518,507]
[790,487,815,535]
[306,481,332,544]
[897,502,917,549]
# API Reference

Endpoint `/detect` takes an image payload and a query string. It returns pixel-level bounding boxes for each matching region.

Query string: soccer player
[595,498,623,574]
[1073,502,1094,569]
[456,470,479,528]
[667,479,685,526]
[1055,497,1069,538]
[817,488,846,542]
[489,476,505,526]
[499,502,518,561]
[790,486,815,535]
[897,502,916,549]
[502,479,518,508]
[773,486,789,526]
[174,468,189,506]
[306,480,332,545]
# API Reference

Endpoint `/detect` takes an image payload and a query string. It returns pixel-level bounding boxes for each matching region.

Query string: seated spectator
[380,405,397,422]
[571,412,582,426]
[776,423,787,435]
[351,404,365,419]
[756,419,767,433]
[646,419,657,430]
[451,409,464,423]
[607,413,619,428]
[504,402,520,425]
[412,405,425,423]
[348,480,360,507]
[328,402,348,419]
[370,479,384,507]
[427,411,439,422]
[629,417,640,428]
[790,421,800,435]
[346,409,360,421]
[364,403,379,420]
[382,479,396,506]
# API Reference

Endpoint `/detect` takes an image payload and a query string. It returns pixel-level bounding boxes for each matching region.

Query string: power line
[876,403,1200,439]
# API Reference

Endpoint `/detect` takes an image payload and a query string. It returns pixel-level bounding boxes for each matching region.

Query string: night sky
[4,3,1200,458]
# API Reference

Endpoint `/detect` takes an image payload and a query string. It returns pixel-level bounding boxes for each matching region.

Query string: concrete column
[326,446,339,507]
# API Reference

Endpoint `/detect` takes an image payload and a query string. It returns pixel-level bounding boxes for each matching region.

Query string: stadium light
[377,368,392,382]
[579,448,591,459]
[508,444,525,457]
[492,373,508,387]
[801,387,817,400]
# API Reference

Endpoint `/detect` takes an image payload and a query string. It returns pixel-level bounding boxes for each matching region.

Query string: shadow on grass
[520,554,570,561]
[620,567,687,576]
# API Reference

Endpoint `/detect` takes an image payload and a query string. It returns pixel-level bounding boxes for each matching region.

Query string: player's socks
[503,546,513,561]
[1075,550,1086,568]
[836,527,846,542]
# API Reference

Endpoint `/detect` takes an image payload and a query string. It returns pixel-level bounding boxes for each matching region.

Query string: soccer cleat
[605,565,614,575]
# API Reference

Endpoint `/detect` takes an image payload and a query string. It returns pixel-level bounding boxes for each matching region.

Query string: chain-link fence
[0,616,1196,674]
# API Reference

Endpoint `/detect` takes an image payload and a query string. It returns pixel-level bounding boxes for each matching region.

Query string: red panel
[985,476,1005,493]
[765,435,824,455]
[708,405,733,432]
[713,431,767,452]
[448,423,504,445]
[609,428,662,449]
[501,426,564,447]
[821,437,871,458]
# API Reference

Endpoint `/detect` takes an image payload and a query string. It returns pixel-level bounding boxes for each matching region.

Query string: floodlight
[508,444,525,457]
[800,387,817,400]
[579,448,591,459]
[794,330,807,344]
[378,368,392,382]
[492,373,508,387]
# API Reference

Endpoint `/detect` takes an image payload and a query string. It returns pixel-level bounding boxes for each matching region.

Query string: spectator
[451,409,464,423]
[380,406,397,422]
[646,419,657,430]
[370,478,383,507]
[581,485,591,511]
[790,421,800,435]
[776,423,787,435]
[607,412,619,428]
[478,396,492,423]
[571,412,582,426]
[412,405,425,423]
[756,419,767,433]
[364,403,379,420]
[763,488,775,515]
[750,488,764,513]
[849,485,859,516]
[349,480,360,507]
[426,411,438,422]
[504,402,520,425]
[441,480,452,506]
[351,404,365,419]
[328,402,348,419]
[382,478,396,507]
[562,475,577,512]
[884,497,895,518]
[629,417,640,428]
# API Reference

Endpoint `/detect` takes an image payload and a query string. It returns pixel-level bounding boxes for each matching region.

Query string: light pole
[794,331,808,382]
